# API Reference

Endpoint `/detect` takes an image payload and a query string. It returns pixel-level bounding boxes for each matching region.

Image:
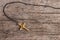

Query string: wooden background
[0,0,60,40]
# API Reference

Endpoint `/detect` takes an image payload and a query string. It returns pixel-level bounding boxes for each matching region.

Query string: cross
[18,22,30,32]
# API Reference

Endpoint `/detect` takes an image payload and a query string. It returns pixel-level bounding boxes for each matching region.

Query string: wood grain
[0,0,60,40]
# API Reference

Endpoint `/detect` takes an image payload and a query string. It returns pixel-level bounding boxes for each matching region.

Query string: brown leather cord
[3,1,60,24]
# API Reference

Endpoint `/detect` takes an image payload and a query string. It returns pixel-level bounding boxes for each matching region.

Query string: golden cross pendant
[18,22,30,32]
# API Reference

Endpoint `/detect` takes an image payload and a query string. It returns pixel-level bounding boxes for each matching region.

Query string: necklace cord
[3,1,60,24]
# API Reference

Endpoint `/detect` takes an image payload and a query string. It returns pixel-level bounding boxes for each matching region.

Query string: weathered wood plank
[0,0,60,40]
